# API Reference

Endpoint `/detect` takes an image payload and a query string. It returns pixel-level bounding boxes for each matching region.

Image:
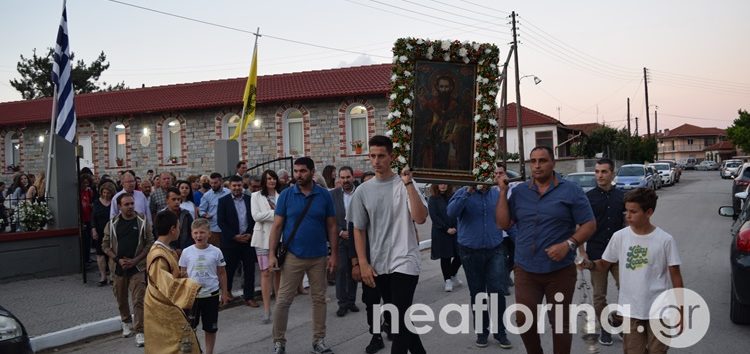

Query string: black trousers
[439,257,461,281]
[363,279,391,335]
[375,272,425,354]
[222,245,256,300]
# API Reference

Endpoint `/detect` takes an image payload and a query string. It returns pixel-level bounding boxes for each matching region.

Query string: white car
[649,163,675,186]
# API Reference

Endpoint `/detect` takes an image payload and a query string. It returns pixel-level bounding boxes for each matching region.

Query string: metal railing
[247,157,293,177]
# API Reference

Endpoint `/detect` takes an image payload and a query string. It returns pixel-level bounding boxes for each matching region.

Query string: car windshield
[566,174,596,187]
[651,164,669,171]
[727,162,741,168]
[618,166,644,177]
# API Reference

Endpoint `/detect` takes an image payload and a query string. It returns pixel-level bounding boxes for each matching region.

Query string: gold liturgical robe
[145,243,202,354]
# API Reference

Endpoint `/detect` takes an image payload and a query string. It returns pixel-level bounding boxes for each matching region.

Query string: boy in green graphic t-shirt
[583,188,683,354]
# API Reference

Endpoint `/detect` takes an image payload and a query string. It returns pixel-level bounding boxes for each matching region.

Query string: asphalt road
[42,171,750,353]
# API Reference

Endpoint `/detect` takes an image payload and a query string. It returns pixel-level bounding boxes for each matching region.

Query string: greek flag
[51,0,76,143]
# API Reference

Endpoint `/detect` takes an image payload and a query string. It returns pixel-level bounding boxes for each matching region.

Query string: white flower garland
[387,38,500,181]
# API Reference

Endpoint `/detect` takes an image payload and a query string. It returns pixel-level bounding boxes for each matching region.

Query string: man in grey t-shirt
[350,135,428,354]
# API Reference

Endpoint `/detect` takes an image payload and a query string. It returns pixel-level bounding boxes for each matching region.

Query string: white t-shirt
[179,244,226,298]
[348,174,427,276]
[180,201,197,220]
[601,226,682,320]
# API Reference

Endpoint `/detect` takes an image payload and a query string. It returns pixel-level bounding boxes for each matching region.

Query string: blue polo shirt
[447,187,503,249]
[509,173,594,273]
[275,183,335,259]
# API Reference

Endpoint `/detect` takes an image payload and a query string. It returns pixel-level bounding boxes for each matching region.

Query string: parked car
[718,191,750,324]
[649,162,675,186]
[647,165,662,189]
[615,164,657,190]
[682,157,698,170]
[0,305,33,354]
[696,160,720,171]
[565,172,596,192]
[722,160,744,179]
[656,159,681,183]
[733,163,750,211]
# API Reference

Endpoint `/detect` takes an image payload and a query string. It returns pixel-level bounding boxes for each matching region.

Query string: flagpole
[231,27,260,140]
[44,83,58,200]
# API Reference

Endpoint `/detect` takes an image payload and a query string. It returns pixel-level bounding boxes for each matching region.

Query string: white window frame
[109,122,127,166]
[5,131,20,168]
[162,118,182,163]
[283,109,304,156]
[221,114,243,158]
[346,104,368,154]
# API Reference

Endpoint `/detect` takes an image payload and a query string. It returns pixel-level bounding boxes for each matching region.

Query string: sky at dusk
[1,0,748,133]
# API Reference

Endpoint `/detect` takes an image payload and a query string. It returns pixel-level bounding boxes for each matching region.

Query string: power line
[522,40,637,81]
[426,0,506,22]
[457,0,511,15]
[650,69,750,89]
[105,0,391,59]
[401,0,507,28]
[365,0,511,36]
[659,112,736,123]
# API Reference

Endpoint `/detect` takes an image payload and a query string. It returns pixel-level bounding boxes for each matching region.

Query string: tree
[9,48,126,100]
[727,109,750,153]
[571,125,657,163]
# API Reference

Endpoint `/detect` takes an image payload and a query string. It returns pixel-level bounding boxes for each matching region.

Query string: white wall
[500,124,559,159]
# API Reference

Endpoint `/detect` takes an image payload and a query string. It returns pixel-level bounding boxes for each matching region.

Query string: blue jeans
[458,244,509,337]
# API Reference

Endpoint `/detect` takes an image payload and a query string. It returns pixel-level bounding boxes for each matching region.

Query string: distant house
[499,103,581,159]
[657,124,727,162]
[704,140,737,162]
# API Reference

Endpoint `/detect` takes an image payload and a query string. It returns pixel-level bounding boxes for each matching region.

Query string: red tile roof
[704,140,735,151]
[498,103,562,128]
[0,64,392,126]
[661,123,726,138]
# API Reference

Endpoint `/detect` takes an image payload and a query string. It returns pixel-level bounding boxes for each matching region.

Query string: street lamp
[516,74,542,180]
[521,75,542,85]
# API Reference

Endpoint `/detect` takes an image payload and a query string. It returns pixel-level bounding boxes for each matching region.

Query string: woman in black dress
[91,181,116,286]
[428,184,462,292]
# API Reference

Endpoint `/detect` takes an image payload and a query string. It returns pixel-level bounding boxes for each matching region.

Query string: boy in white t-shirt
[179,218,230,354]
[583,188,683,354]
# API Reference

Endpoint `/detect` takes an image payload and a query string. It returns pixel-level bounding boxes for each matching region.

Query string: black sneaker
[336,307,348,317]
[475,335,489,348]
[365,335,385,354]
[599,330,613,346]
[348,304,360,312]
[494,334,512,349]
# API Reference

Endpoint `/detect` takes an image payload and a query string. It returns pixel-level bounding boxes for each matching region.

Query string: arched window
[346,104,368,154]
[283,109,304,156]
[221,114,243,158]
[4,132,21,168]
[109,122,127,166]
[163,118,182,163]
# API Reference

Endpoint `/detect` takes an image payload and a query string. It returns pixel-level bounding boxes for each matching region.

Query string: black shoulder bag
[276,194,315,267]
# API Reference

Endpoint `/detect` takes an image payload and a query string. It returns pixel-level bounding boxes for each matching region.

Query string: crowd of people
[70,135,682,354]
[0,169,48,231]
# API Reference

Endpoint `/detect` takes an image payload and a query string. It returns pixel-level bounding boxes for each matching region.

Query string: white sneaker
[121,322,133,338]
[444,279,454,292]
[135,332,144,347]
[451,276,463,286]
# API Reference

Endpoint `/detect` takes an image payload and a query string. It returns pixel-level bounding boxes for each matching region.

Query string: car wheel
[731,282,750,324]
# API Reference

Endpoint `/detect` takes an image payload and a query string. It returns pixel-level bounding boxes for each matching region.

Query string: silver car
[565,172,596,192]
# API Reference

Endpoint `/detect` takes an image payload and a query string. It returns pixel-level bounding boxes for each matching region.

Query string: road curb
[30,316,121,352]
[32,243,434,352]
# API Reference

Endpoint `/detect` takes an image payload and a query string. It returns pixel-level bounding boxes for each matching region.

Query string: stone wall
[1,95,389,184]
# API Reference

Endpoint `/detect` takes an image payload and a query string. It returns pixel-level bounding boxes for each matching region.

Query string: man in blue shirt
[496,146,596,354]
[447,175,512,349]
[199,172,230,247]
[578,158,625,346]
[268,157,338,354]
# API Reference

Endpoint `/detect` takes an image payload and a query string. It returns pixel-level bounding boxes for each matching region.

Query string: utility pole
[499,46,514,167]
[511,11,526,179]
[644,67,651,138]
[627,97,631,135]
[654,108,659,160]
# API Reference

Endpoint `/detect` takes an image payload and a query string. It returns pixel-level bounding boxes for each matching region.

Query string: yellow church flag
[230,42,258,140]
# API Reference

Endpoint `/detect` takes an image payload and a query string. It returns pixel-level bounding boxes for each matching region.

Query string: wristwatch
[566,239,577,252]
